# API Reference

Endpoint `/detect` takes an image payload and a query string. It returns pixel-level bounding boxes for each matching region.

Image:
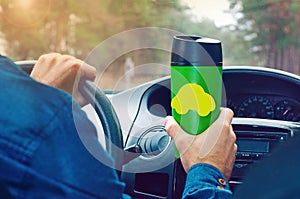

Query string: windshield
[1,0,299,90]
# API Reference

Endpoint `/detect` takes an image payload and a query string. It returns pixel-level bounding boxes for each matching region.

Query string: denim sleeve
[29,101,131,199]
[182,163,232,199]
[0,55,131,198]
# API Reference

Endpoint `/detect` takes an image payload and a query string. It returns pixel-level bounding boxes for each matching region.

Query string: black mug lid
[171,36,222,66]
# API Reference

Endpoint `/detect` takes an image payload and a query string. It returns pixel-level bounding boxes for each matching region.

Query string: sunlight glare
[17,0,33,10]
[3,0,50,28]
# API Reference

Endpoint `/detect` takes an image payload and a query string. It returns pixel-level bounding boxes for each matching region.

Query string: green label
[171,66,222,136]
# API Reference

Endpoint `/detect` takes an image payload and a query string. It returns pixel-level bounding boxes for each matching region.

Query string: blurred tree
[229,0,300,73]
[0,0,253,74]
[0,0,85,59]
[0,0,50,59]
[0,0,188,60]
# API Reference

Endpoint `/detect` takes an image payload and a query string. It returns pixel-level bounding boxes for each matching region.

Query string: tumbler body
[171,36,223,138]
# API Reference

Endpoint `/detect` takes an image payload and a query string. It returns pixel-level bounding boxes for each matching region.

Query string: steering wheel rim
[16,60,124,170]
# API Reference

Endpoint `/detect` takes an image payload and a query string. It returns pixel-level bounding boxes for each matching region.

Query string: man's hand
[164,108,237,180]
[30,53,96,106]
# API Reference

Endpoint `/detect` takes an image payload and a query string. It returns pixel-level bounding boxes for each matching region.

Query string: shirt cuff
[183,163,232,198]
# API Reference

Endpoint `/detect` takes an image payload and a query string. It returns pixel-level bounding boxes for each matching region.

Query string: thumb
[164,116,196,157]
[164,116,180,139]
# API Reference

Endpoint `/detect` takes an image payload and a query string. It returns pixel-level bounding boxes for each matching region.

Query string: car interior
[16,61,300,199]
[1,0,300,198]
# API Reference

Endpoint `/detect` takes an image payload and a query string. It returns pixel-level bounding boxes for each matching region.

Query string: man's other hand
[30,53,96,106]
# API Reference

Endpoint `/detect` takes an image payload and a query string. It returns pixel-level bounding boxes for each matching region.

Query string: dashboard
[223,68,300,122]
[17,61,300,198]
[147,67,300,122]
[110,66,300,198]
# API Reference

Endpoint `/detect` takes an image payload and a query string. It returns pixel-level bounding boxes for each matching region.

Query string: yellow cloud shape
[171,84,215,117]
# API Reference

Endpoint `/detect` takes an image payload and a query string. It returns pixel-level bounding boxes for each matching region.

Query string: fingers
[165,108,234,141]
[31,53,97,106]
[201,108,234,145]
[164,108,237,176]
[79,61,97,81]
[219,107,234,125]
[33,53,96,82]
[33,53,61,75]
[60,55,97,81]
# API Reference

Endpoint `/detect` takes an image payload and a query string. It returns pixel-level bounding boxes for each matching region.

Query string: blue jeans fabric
[0,55,128,198]
[0,55,232,198]
[184,164,232,198]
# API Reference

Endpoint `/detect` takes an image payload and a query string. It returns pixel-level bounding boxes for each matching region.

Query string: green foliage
[0,0,254,71]
[229,0,300,73]
[290,1,300,10]
[0,0,188,60]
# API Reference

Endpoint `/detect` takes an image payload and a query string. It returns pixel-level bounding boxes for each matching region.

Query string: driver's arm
[30,53,97,106]
[164,108,237,198]
[0,54,130,198]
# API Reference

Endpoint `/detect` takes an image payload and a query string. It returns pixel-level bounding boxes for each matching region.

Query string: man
[0,53,237,198]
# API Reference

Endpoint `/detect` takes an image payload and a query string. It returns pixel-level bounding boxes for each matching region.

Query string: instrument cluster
[227,95,300,122]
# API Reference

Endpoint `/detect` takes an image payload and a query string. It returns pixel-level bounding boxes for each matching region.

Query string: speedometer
[274,100,300,122]
[238,96,274,119]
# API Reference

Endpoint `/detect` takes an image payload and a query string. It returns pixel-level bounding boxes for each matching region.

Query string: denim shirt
[0,55,232,198]
[183,164,232,198]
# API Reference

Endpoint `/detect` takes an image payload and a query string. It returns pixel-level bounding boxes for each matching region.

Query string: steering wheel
[15,60,124,169]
